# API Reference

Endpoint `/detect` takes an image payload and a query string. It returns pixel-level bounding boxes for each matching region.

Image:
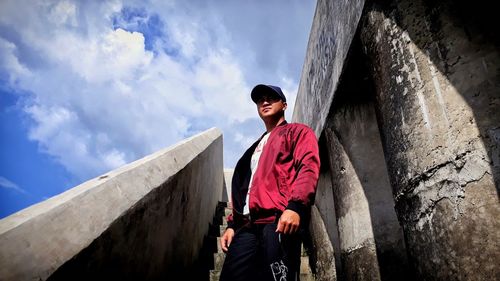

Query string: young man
[220,84,320,281]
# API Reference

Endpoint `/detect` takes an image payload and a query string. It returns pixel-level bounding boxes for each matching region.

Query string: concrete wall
[324,37,410,281]
[0,128,223,280]
[313,166,340,272]
[309,205,337,281]
[292,0,372,278]
[324,126,381,281]
[360,0,500,279]
[222,169,234,204]
[293,0,411,279]
[325,99,410,281]
[295,0,499,279]
[292,0,365,136]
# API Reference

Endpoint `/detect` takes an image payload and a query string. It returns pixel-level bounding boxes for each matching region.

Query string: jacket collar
[259,120,288,139]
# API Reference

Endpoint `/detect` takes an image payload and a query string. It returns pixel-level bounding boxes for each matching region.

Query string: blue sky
[0,0,316,218]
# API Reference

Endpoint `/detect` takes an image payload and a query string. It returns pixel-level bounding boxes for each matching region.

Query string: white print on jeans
[270,260,288,281]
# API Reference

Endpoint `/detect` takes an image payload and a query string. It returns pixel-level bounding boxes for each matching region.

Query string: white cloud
[45,28,153,83]
[48,1,78,26]
[0,0,315,181]
[0,37,31,83]
[0,176,27,194]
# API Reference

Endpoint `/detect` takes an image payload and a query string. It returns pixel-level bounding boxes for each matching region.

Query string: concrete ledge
[0,127,223,280]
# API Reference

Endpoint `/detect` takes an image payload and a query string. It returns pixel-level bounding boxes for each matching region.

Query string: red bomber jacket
[227,121,320,229]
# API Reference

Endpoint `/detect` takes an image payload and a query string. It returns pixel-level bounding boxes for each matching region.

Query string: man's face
[256,94,287,119]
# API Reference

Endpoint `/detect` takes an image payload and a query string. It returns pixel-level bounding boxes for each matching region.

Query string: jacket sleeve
[226,210,246,230]
[286,126,320,218]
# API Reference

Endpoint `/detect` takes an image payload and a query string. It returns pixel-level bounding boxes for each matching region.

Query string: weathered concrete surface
[222,169,234,203]
[309,205,337,281]
[313,166,341,273]
[293,0,365,137]
[0,128,223,280]
[360,0,500,279]
[341,245,380,281]
[329,98,410,281]
[324,126,381,281]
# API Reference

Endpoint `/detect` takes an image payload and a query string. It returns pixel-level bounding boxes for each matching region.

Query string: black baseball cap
[251,84,287,103]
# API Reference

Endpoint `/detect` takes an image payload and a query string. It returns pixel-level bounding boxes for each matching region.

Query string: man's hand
[220,228,235,252]
[276,209,300,234]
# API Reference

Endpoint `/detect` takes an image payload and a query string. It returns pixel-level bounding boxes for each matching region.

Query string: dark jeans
[219,222,302,281]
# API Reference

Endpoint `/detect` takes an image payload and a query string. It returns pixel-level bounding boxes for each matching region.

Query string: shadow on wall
[322,33,412,281]
[365,0,500,198]
[431,0,499,194]
[357,0,499,279]
[314,138,342,276]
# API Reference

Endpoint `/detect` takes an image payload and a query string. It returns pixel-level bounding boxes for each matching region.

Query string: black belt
[243,211,282,225]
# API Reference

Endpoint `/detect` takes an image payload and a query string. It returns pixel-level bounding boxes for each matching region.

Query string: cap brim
[251,84,281,103]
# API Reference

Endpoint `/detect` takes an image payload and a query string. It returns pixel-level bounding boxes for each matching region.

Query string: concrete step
[301,243,308,256]
[208,203,229,281]
[300,256,312,274]
[216,237,223,253]
[213,252,226,270]
[220,225,228,237]
[300,255,316,281]
[224,207,232,217]
[210,269,221,281]
[300,273,316,281]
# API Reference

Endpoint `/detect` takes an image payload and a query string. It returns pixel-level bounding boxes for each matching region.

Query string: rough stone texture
[293,0,365,137]
[360,0,500,279]
[331,100,410,281]
[323,126,382,281]
[0,128,224,280]
[341,244,382,281]
[210,204,231,281]
[325,41,411,279]
[308,205,337,281]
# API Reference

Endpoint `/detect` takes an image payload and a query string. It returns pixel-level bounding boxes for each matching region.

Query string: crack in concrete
[396,149,473,200]
[395,149,491,229]
[342,238,377,254]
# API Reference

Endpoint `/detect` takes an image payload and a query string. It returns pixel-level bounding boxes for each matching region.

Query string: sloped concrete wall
[0,128,223,280]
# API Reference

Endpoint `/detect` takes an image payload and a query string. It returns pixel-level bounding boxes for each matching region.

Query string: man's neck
[264,116,286,133]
